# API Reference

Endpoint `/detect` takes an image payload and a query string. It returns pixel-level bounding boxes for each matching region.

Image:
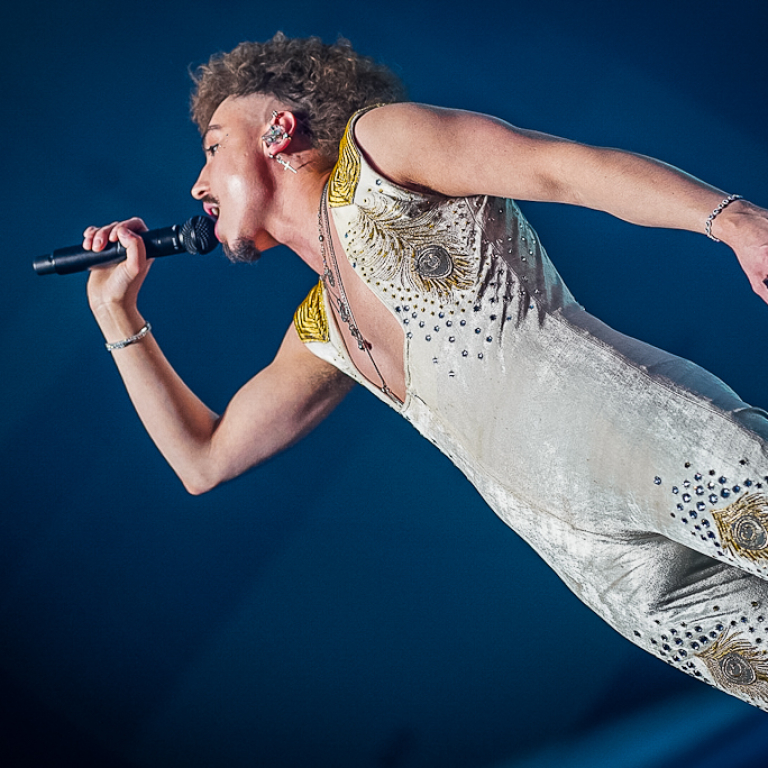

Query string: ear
[261,110,297,157]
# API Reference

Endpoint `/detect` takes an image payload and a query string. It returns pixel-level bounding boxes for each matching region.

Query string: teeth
[211,206,220,218]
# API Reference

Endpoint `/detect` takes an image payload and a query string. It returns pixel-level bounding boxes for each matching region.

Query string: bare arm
[86,219,353,495]
[355,103,768,303]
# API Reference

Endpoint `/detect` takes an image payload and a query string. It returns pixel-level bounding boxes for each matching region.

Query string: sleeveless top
[293,108,768,710]
[294,106,758,538]
[296,107,580,501]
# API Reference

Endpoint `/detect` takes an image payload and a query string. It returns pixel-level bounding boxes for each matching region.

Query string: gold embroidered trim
[348,197,474,299]
[327,104,476,301]
[712,491,768,563]
[696,628,768,704]
[293,281,329,344]
[328,112,362,208]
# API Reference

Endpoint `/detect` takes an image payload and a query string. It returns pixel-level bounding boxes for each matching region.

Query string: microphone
[33,216,218,276]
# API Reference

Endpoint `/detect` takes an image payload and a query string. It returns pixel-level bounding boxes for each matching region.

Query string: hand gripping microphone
[33,216,218,275]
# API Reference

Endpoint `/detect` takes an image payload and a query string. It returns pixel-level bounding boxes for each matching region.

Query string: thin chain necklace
[317,182,401,404]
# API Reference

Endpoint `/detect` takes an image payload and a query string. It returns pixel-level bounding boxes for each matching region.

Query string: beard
[223,237,262,264]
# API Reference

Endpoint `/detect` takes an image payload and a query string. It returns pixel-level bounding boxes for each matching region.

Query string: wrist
[105,321,152,352]
[710,198,756,247]
[92,302,146,346]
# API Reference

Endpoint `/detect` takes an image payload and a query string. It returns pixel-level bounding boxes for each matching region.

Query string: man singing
[83,33,768,710]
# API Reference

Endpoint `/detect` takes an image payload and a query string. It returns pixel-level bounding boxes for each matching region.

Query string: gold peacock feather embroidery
[293,280,329,344]
[696,628,768,704]
[328,116,362,208]
[347,196,475,299]
[712,491,768,563]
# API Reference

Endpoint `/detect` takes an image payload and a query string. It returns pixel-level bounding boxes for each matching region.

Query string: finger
[107,217,148,242]
[122,216,149,233]
[82,224,101,250]
[751,277,768,305]
[115,225,149,273]
[86,218,149,251]
[90,221,119,252]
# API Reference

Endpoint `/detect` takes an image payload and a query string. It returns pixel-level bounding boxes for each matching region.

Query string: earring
[262,124,291,147]
[269,153,297,174]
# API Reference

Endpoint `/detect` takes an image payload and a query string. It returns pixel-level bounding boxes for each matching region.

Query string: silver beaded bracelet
[105,321,152,352]
[705,194,743,242]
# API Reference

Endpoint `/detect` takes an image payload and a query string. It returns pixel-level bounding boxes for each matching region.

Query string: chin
[223,238,262,264]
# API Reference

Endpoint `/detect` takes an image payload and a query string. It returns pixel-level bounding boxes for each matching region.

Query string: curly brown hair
[191,32,407,168]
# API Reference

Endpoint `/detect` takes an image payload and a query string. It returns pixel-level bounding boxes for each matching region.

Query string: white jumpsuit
[294,108,768,710]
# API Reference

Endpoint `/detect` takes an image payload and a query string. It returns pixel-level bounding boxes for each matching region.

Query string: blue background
[4,0,768,765]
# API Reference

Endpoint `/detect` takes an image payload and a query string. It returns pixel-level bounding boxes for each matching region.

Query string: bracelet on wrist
[105,321,151,352]
[705,194,743,242]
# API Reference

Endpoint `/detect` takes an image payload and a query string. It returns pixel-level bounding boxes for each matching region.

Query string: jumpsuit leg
[545,524,768,711]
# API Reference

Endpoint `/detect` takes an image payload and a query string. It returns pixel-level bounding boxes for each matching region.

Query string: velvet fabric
[297,110,768,710]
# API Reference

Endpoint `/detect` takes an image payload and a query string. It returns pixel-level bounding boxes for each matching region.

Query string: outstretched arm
[355,103,768,303]
[86,219,353,495]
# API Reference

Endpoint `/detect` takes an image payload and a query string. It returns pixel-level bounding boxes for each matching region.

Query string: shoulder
[327,104,459,207]
[293,280,329,345]
[352,103,463,190]
[354,102,454,169]
[352,102,569,200]
[355,102,445,133]
[352,102,532,196]
[355,102,464,136]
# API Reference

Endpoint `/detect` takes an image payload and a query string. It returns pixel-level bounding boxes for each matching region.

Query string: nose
[191,165,208,200]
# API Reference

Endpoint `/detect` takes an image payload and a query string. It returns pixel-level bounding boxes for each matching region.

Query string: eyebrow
[201,123,223,147]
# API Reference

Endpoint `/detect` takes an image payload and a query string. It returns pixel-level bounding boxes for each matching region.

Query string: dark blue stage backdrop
[4,1,768,766]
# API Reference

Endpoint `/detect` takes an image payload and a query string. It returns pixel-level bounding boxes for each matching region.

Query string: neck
[264,157,331,274]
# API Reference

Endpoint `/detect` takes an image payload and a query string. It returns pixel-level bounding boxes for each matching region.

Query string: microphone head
[180,215,217,255]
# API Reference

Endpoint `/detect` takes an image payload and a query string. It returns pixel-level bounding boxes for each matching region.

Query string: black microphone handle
[33,217,217,276]
[33,225,182,276]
